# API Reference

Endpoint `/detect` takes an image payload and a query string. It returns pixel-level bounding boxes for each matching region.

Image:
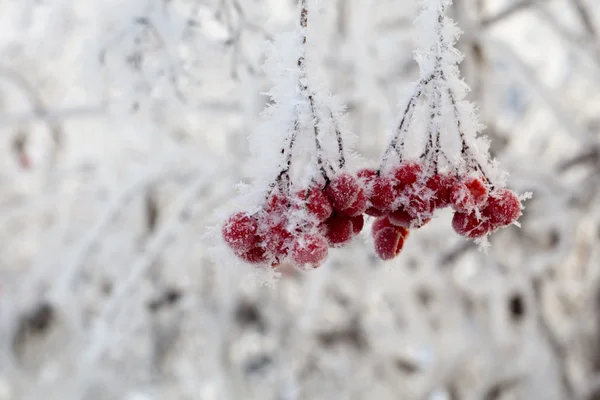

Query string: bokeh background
[0,0,599,399]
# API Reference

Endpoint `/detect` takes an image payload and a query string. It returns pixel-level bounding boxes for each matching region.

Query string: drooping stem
[298,0,330,183]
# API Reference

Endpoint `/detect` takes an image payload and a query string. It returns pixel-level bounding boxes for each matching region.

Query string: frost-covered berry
[389,207,431,229]
[349,214,364,235]
[291,233,328,267]
[403,187,436,219]
[222,212,259,253]
[372,216,396,237]
[450,176,488,212]
[483,189,521,227]
[263,222,293,257]
[322,215,354,247]
[358,168,395,211]
[324,173,361,212]
[392,161,423,189]
[340,187,368,217]
[265,192,290,213]
[426,173,453,208]
[237,245,268,264]
[295,186,333,223]
[451,211,493,239]
[373,226,409,260]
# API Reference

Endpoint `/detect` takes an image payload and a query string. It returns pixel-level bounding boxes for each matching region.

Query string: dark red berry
[450,176,488,212]
[291,233,329,267]
[373,226,409,260]
[237,245,268,264]
[324,173,361,212]
[451,211,493,239]
[295,186,333,222]
[322,215,354,247]
[222,212,259,253]
[389,207,431,229]
[372,216,395,237]
[349,214,364,235]
[483,189,521,227]
[365,207,388,217]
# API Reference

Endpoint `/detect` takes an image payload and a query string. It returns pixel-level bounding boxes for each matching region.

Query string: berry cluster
[222,173,368,269]
[356,160,522,260]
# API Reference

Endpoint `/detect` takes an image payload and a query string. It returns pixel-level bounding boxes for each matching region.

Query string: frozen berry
[365,207,388,217]
[324,173,361,212]
[237,245,268,264]
[295,186,333,222]
[291,233,328,267]
[349,214,365,235]
[483,189,521,227]
[222,212,259,253]
[403,187,436,219]
[373,226,409,260]
[426,173,453,208]
[265,192,290,213]
[263,223,293,256]
[322,215,353,247]
[389,207,431,229]
[450,176,488,212]
[451,211,493,239]
[372,216,395,236]
[340,187,368,216]
[358,168,395,211]
[392,161,423,189]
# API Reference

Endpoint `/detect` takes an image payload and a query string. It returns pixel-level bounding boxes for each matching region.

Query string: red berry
[237,245,268,264]
[451,211,493,239]
[358,168,395,211]
[365,207,388,217]
[263,223,293,256]
[349,214,365,235]
[222,212,259,253]
[322,215,354,247]
[340,187,368,216]
[450,176,488,212]
[295,186,333,222]
[372,216,396,237]
[403,187,436,219]
[483,189,521,227]
[324,173,361,212]
[389,207,431,229]
[373,226,409,260]
[426,174,453,208]
[392,161,423,189]
[291,233,329,267]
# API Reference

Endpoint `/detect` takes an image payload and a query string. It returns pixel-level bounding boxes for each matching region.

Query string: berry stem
[297,0,330,184]
[380,73,436,171]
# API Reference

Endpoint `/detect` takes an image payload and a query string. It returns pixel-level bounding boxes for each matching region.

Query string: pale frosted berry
[322,215,354,247]
[265,192,290,213]
[349,214,364,235]
[451,211,493,239]
[392,161,423,189]
[483,189,521,227]
[238,245,268,264]
[426,173,453,208]
[263,223,292,257]
[373,226,409,260]
[358,168,395,211]
[291,233,329,267]
[222,212,259,253]
[389,207,431,229]
[403,187,436,219]
[325,173,361,212]
[295,186,333,222]
[450,176,488,212]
